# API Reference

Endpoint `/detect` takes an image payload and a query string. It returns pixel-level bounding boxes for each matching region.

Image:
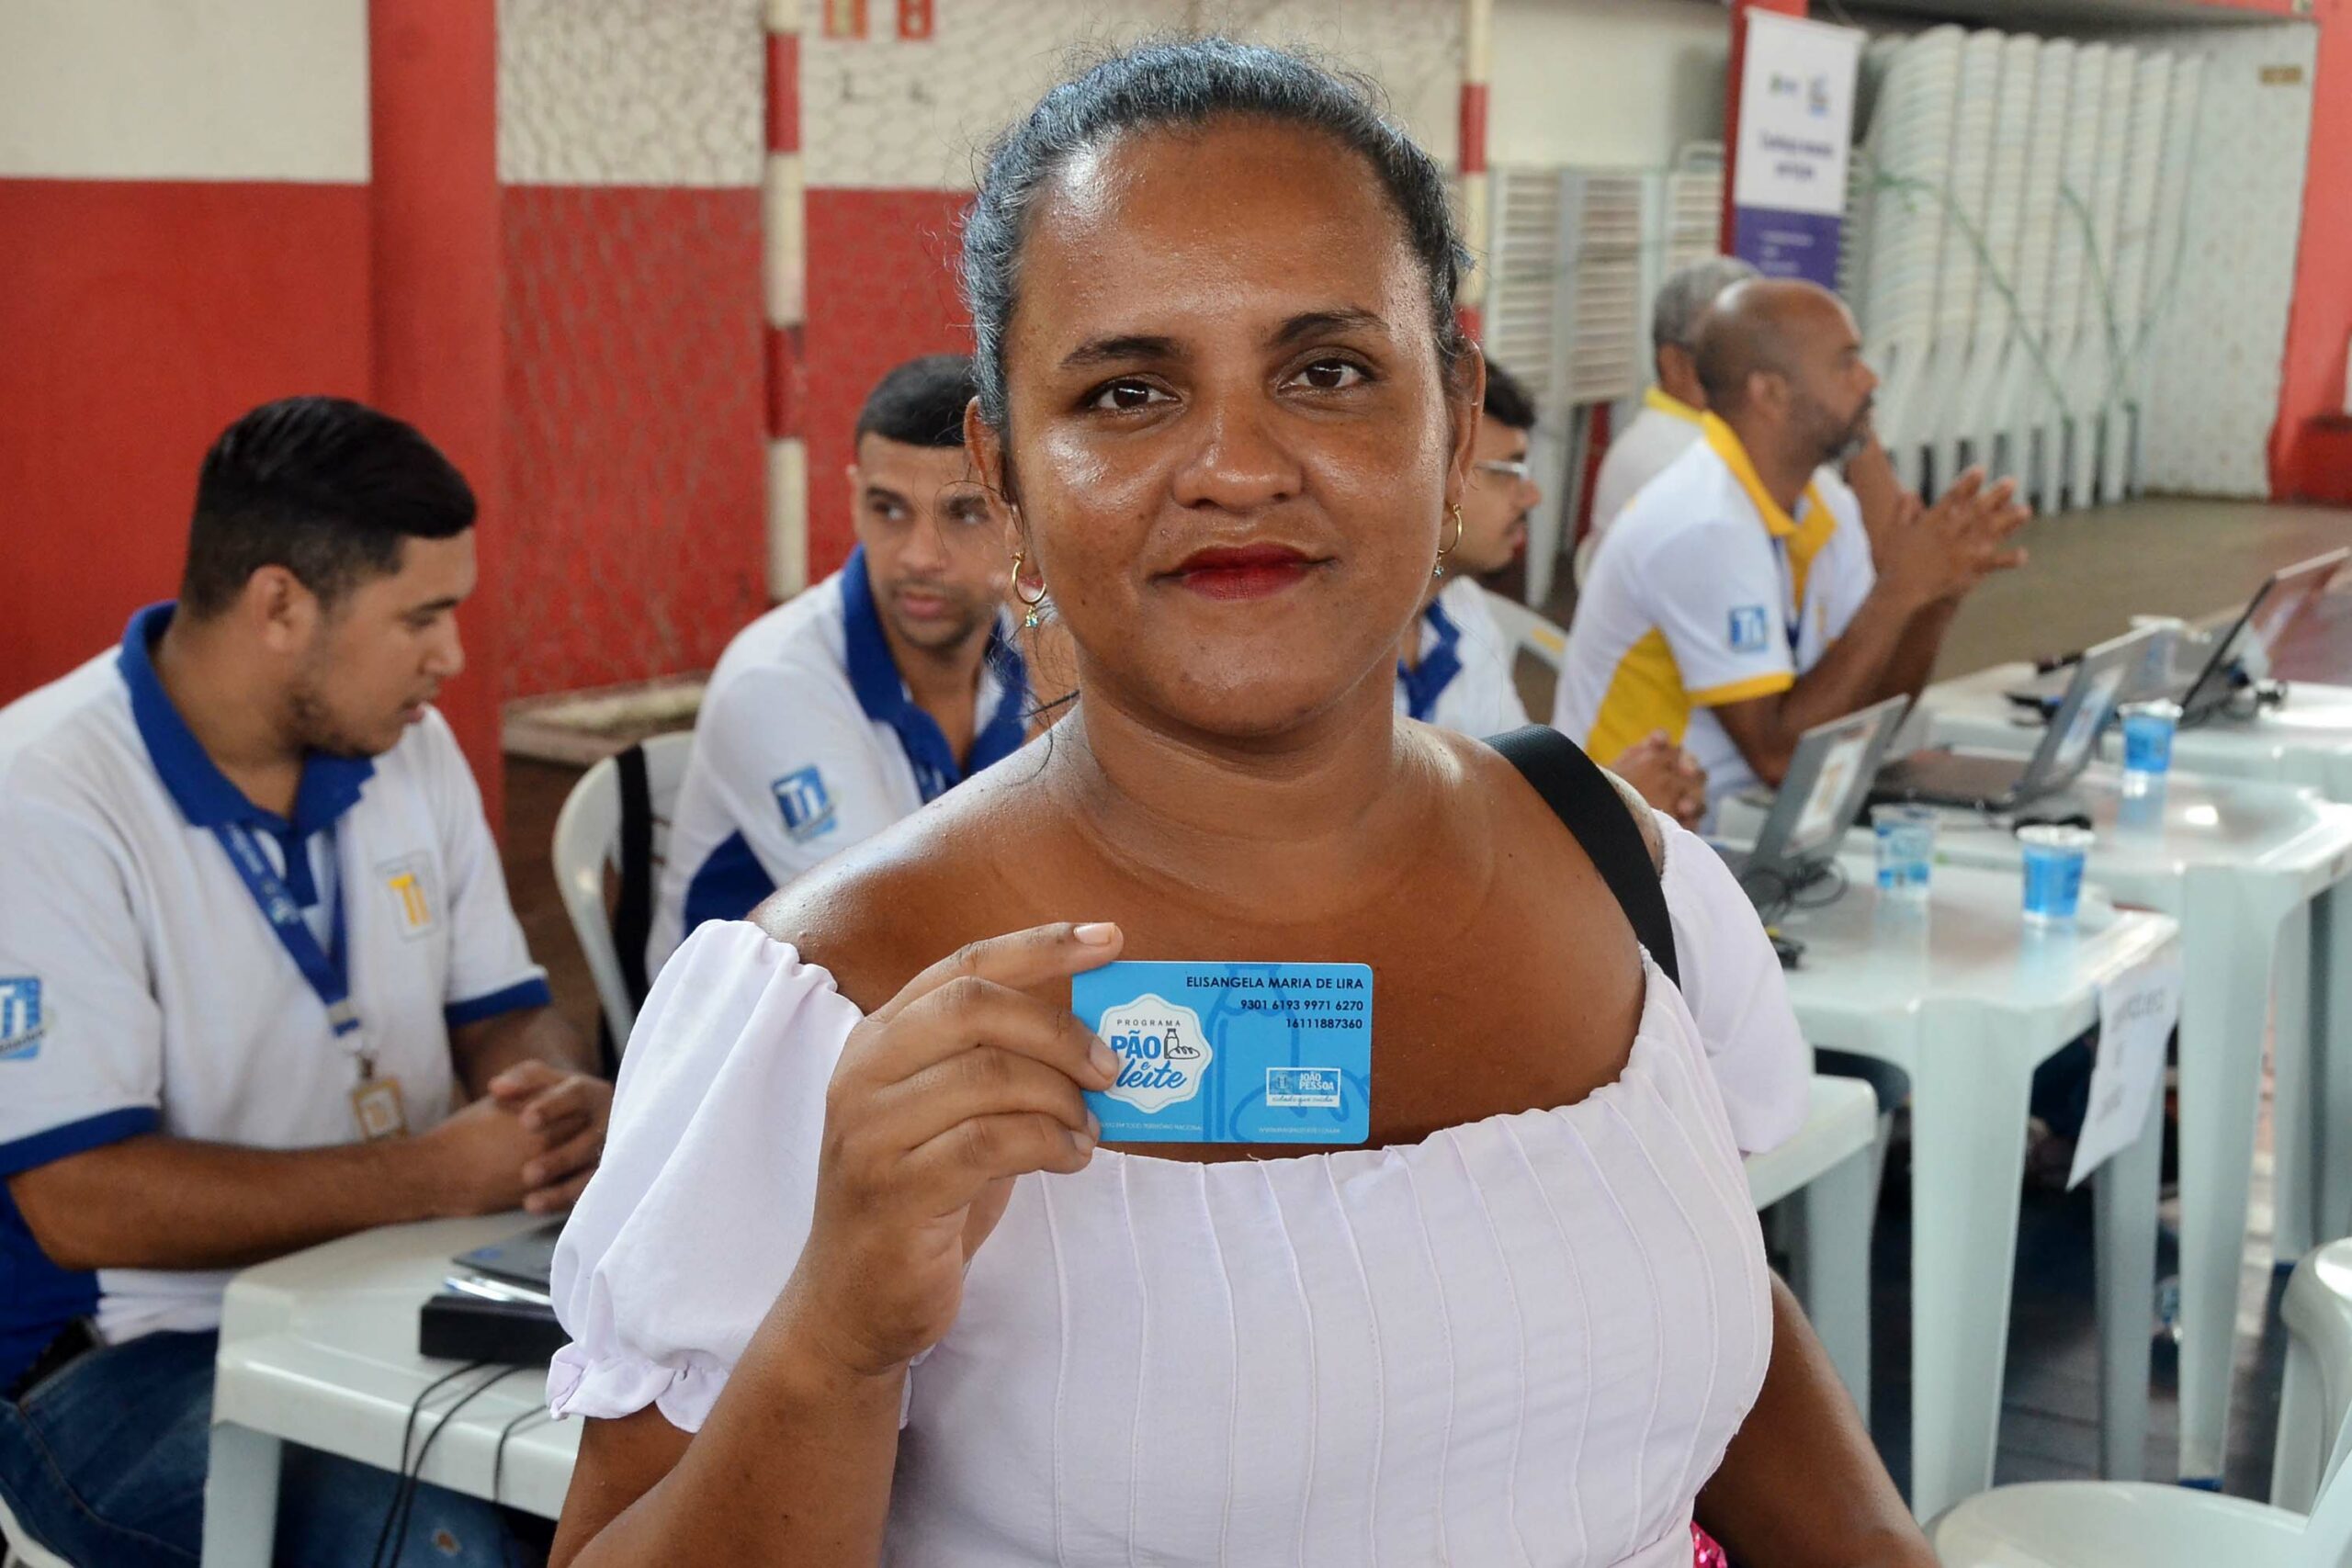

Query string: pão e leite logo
[1099,994,1212,1115]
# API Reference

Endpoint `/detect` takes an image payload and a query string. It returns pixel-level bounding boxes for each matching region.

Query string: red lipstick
[1167,543,1321,602]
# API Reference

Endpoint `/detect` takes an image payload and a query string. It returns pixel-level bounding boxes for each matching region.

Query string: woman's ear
[1444,343,1488,512]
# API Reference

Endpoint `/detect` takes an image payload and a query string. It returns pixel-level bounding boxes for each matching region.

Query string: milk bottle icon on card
[1098,994,1212,1116]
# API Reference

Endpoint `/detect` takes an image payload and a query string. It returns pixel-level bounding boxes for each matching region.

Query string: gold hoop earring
[1434,503,1464,579]
[1010,551,1049,629]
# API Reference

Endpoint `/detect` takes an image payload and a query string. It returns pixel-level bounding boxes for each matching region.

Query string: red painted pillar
[1722,0,1812,253]
[2272,0,2352,499]
[368,0,507,826]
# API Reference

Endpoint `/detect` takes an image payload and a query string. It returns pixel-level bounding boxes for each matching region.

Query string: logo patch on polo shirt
[0,977,44,1062]
[1728,605,1770,654]
[377,854,438,941]
[773,766,838,844]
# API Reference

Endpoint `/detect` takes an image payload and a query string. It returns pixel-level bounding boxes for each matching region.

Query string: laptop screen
[1785,726,1878,861]
[2180,549,2347,718]
[2025,626,2154,794]
[1763,695,1910,866]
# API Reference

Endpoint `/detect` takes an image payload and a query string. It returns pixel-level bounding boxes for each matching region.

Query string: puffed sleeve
[1656,813,1811,1156]
[548,919,865,1431]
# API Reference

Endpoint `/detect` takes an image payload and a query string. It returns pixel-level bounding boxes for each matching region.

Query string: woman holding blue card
[548,39,1931,1568]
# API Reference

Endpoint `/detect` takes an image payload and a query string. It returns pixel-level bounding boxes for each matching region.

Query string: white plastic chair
[1935,1257,2352,1568]
[550,731,695,1048]
[1481,594,1570,676]
[2276,1239,2352,1514]
[1994,36,2073,494]
[1852,28,1966,494]
[0,1492,74,1568]
[2099,51,2172,506]
[1930,1469,2346,1568]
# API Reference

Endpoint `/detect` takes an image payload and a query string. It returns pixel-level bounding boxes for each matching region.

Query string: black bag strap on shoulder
[1487,725,1679,988]
[602,742,657,1076]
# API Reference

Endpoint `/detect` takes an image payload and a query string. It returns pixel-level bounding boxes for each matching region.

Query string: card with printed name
[1072,961,1373,1144]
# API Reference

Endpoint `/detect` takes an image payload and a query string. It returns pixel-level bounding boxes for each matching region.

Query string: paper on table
[2068,957,2185,1190]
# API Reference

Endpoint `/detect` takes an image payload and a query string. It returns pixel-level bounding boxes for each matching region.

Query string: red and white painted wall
[5,0,2347,741]
[0,0,375,700]
[0,0,773,746]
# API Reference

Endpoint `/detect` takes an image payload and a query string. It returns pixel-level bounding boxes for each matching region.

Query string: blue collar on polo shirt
[1397,595,1464,723]
[839,547,1030,805]
[117,602,375,905]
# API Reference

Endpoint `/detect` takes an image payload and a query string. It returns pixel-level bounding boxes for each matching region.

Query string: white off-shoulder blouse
[550,818,1808,1566]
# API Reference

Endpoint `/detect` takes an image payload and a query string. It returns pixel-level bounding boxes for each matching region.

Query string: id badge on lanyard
[214,823,408,1141]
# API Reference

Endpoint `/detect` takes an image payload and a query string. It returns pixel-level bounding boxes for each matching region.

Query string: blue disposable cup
[2120,700,2181,778]
[2018,825,2096,927]
[1871,803,1938,900]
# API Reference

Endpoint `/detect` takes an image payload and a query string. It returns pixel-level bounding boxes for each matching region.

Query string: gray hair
[1652,255,1758,355]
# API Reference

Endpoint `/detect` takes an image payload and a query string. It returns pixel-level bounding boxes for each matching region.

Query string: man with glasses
[1400,361,1706,825]
[649,355,1028,974]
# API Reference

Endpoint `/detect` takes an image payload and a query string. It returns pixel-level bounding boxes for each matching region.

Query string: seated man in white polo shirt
[1581,256,1909,588]
[1396,360,1707,824]
[1555,278,2030,827]
[651,355,1027,972]
[0,397,607,1566]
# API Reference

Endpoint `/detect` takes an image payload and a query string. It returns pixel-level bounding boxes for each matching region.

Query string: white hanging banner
[2067,957,2184,1190]
[1731,12,1866,288]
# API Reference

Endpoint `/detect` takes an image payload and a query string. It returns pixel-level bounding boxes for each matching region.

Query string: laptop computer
[451,1219,565,1293]
[2008,549,2348,723]
[1877,626,2155,812]
[1718,695,1910,903]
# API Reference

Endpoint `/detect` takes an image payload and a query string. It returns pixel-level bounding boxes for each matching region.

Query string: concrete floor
[1931,497,2352,680]
[499,491,2352,1504]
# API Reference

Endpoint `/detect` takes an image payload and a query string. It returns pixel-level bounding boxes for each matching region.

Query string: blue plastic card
[1072,961,1373,1144]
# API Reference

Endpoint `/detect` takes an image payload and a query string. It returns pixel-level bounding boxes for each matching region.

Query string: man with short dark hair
[650,354,1026,971]
[1558,279,2029,823]
[0,396,605,1562]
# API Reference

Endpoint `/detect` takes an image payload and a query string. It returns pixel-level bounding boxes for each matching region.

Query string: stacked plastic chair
[1853,26,1966,495]
[1913,31,2002,496]
[2100,50,2174,505]
[1837,39,1898,309]
[1998,36,2075,502]
[2127,53,2202,499]
[1947,32,2041,488]
[2033,41,2104,511]
[2061,45,2137,509]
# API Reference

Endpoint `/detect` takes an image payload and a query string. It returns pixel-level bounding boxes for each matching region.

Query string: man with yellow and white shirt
[1556,278,2030,825]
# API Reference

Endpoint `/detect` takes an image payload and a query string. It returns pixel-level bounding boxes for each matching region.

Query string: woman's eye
[1087,379,1170,412]
[1291,359,1367,392]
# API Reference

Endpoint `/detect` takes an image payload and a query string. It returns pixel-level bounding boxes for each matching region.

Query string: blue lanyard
[213,823,357,1040]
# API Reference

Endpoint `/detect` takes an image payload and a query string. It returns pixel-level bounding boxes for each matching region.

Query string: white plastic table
[1753,858,2180,1521]
[200,1214,580,1566]
[1774,768,2352,1490]
[197,1092,1886,1564]
[1921,666,2352,1258]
